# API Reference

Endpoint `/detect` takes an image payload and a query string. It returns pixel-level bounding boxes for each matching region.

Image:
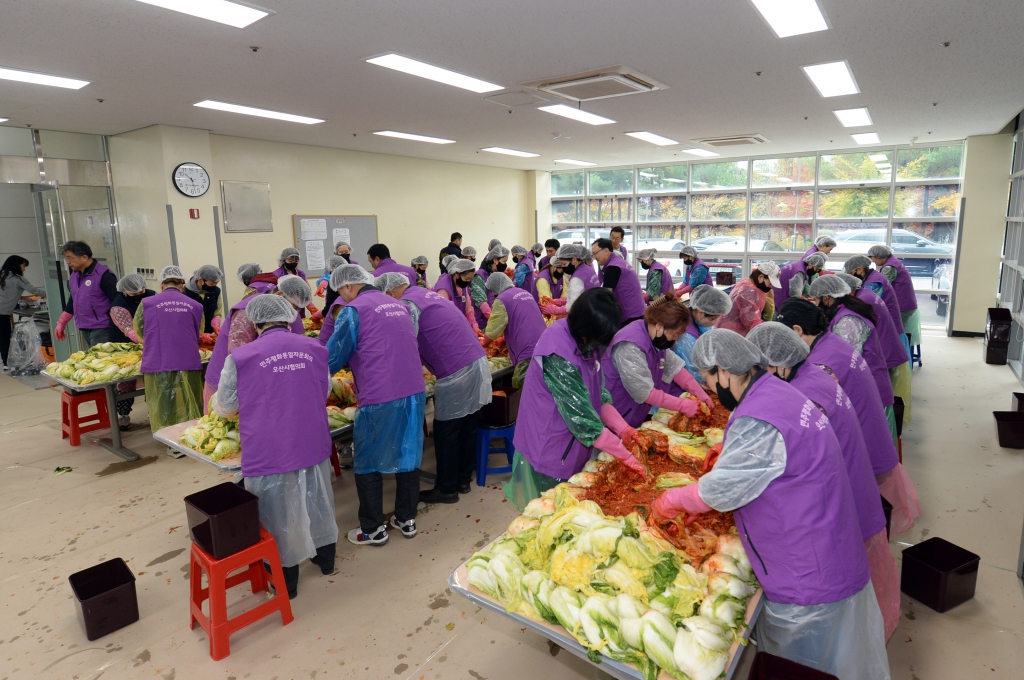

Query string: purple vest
[856,289,908,369]
[802,246,819,259]
[318,298,346,347]
[883,257,919,312]
[432,272,463,311]
[645,261,673,297]
[573,262,599,291]
[684,318,704,341]
[140,289,203,373]
[233,327,331,477]
[248,280,276,295]
[601,253,646,321]
[602,320,673,428]
[288,313,304,335]
[401,286,485,380]
[830,306,893,406]
[538,269,566,298]
[728,374,871,605]
[497,288,546,366]
[206,296,249,390]
[514,320,602,479]
[683,257,709,288]
[517,252,538,302]
[775,260,808,305]
[618,245,628,260]
[788,364,887,540]
[808,332,899,475]
[69,262,113,330]
[372,258,417,287]
[272,266,307,281]
[346,288,425,406]
[864,270,905,334]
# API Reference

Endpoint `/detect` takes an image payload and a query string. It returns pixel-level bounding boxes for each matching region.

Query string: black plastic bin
[68,558,139,640]
[479,386,522,427]
[993,411,1024,448]
[184,482,260,559]
[984,340,1008,365]
[892,397,905,438]
[900,537,980,613]
[986,307,1012,344]
[1011,393,1024,411]
[747,651,839,680]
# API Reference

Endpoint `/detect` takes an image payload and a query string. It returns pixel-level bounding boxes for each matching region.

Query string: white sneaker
[347,525,388,546]
[389,516,417,539]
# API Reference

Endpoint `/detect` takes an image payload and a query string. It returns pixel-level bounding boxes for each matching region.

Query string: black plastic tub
[479,387,522,427]
[892,397,905,438]
[994,411,1024,449]
[1011,393,1024,412]
[68,558,139,641]
[984,341,1008,365]
[184,482,260,559]
[900,537,980,613]
[747,651,839,680]
[986,307,1012,343]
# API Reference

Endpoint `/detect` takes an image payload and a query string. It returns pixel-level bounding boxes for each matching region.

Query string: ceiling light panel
[194,100,323,124]
[750,0,828,38]
[852,132,881,145]
[374,130,455,144]
[135,0,270,28]
[680,148,720,158]
[833,107,872,127]
[482,147,539,158]
[0,66,89,90]
[0,118,8,123]
[538,104,615,126]
[365,53,502,93]
[554,159,597,166]
[626,131,679,146]
[802,60,859,97]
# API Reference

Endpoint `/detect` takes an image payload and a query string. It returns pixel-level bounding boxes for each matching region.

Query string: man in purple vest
[609,226,629,261]
[212,294,337,599]
[653,329,890,679]
[592,238,646,326]
[135,266,204,437]
[327,265,426,546]
[510,245,538,301]
[483,273,547,388]
[366,243,418,287]
[377,273,490,505]
[56,241,118,348]
[537,239,559,271]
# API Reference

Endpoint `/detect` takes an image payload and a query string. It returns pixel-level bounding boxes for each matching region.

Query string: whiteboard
[291,215,378,278]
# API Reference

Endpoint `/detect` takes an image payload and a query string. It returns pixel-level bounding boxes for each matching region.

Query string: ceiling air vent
[695,134,771,147]
[522,66,667,102]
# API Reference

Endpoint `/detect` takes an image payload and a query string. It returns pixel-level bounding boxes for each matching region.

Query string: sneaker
[338,444,354,469]
[347,525,388,547]
[390,516,417,539]
[458,482,472,495]
[166,446,186,459]
[118,415,131,431]
[419,488,459,504]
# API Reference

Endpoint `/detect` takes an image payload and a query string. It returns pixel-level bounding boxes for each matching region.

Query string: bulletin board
[291,215,378,278]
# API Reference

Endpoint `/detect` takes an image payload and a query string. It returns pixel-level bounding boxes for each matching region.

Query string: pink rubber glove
[481,335,492,347]
[673,370,713,409]
[599,403,631,436]
[643,292,651,303]
[652,483,712,520]
[55,311,73,341]
[316,280,329,297]
[127,330,141,344]
[676,284,693,296]
[550,297,567,308]
[541,304,565,316]
[211,316,222,333]
[481,302,492,319]
[646,388,699,416]
[311,309,323,321]
[594,428,646,478]
[199,333,215,345]
[306,302,318,315]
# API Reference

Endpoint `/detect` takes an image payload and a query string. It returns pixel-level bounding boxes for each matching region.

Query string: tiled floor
[1,333,1021,679]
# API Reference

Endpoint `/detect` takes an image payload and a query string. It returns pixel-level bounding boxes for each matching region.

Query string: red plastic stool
[329,443,342,478]
[189,527,294,660]
[61,389,110,446]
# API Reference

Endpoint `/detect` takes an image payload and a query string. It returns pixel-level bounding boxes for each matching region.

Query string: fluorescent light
[374,130,455,144]
[365,53,502,93]
[802,60,859,97]
[194,100,324,124]
[135,0,269,28]
[833,107,873,127]
[751,0,828,38]
[626,131,679,146]
[0,118,8,123]
[482,147,539,158]
[852,132,881,145]
[868,154,889,162]
[554,158,596,167]
[680,148,720,158]
[0,66,89,90]
[538,104,615,126]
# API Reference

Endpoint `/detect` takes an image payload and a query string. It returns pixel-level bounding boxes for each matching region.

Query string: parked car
[931,261,952,316]
[691,236,785,253]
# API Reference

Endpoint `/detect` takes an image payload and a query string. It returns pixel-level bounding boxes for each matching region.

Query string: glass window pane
[690,161,749,190]
[751,156,816,187]
[588,169,633,195]
[894,184,960,218]
[896,256,954,291]
[552,199,584,224]
[690,193,747,220]
[552,172,584,197]
[916,292,949,328]
[816,222,888,255]
[635,225,687,252]
[896,146,964,181]
[748,223,812,253]
[637,195,687,222]
[817,187,891,218]
[896,222,957,247]
[750,190,814,219]
[550,227,587,246]
[588,197,632,222]
[646,257,683,286]
[637,165,688,193]
[819,151,892,184]
[690,224,745,252]
[663,257,742,288]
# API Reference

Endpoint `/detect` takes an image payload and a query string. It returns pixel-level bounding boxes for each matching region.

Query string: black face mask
[641,262,651,270]
[755,279,772,292]
[284,262,298,272]
[513,256,522,264]
[714,376,739,411]
[684,259,695,266]
[202,284,218,292]
[339,254,350,263]
[563,263,577,276]
[652,332,674,351]
[495,262,507,272]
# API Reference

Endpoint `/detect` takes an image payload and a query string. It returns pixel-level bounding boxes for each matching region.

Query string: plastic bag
[877,463,920,537]
[9,319,46,375]
[433,356,491,422]
[503,451,562,512]
[352,392,425,474]
[144,370,203,432]
[864,529,901,641]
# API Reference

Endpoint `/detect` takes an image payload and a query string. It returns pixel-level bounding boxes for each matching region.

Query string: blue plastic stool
[912,344,922,368]
[476,422,515,487]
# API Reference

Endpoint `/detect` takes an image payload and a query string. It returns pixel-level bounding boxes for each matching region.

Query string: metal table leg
[96,383,140,462]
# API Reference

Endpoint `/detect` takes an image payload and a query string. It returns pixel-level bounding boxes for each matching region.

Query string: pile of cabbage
[180,412,241,461]
[423,368,436,397]
[45,343,142,385]
[329,369,357,407]
[466,485,758,680]
[488,356,512,373]
[199,349,213,362]
[326,405,356,430]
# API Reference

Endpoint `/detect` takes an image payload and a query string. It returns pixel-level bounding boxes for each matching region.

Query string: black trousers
[432,409,480,493]
[0,315,11,366]
[273,543,336,597]
[354,470,420,534]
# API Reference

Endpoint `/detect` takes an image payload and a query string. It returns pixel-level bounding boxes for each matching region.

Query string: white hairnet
[636,248,658,261]
[276,274,312,307]
[237,262,261,284]
[334,241,351,251]
[557,244,586,261]
[814,235,837,248]
[195,264,222,282]
[804,252,828,269]
[746,322,810,368]
[331,264,374,290]
[279,247,300,266]
[116,274,146,294]
[690,285,732,316]
[483,245,510,263]
[808,275,851,299]
[691,328,768,374]
[510,245,527,257]
[376,271,410,293]
[487,239,502,251]
[159,266,185,283]
[680,245,698,258]
[441,254,458,271]
[486,271,514,295]
[461,246,477,258]
[246,293,297,325]
[327,255,348,272]
[411,255,429,266]
[868,245,893,259]
[843,255,873,273]
[835,272,863,290]
[549,258,563,268]
[532,242,544,254]
[449,258,476,275]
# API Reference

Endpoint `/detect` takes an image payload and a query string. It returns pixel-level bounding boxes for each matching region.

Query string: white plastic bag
[9,319,46,375]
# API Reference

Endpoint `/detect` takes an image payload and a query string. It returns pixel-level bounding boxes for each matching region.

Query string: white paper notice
[305,240,325,270]
[332,227,350,247]
[300,218,327,241]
